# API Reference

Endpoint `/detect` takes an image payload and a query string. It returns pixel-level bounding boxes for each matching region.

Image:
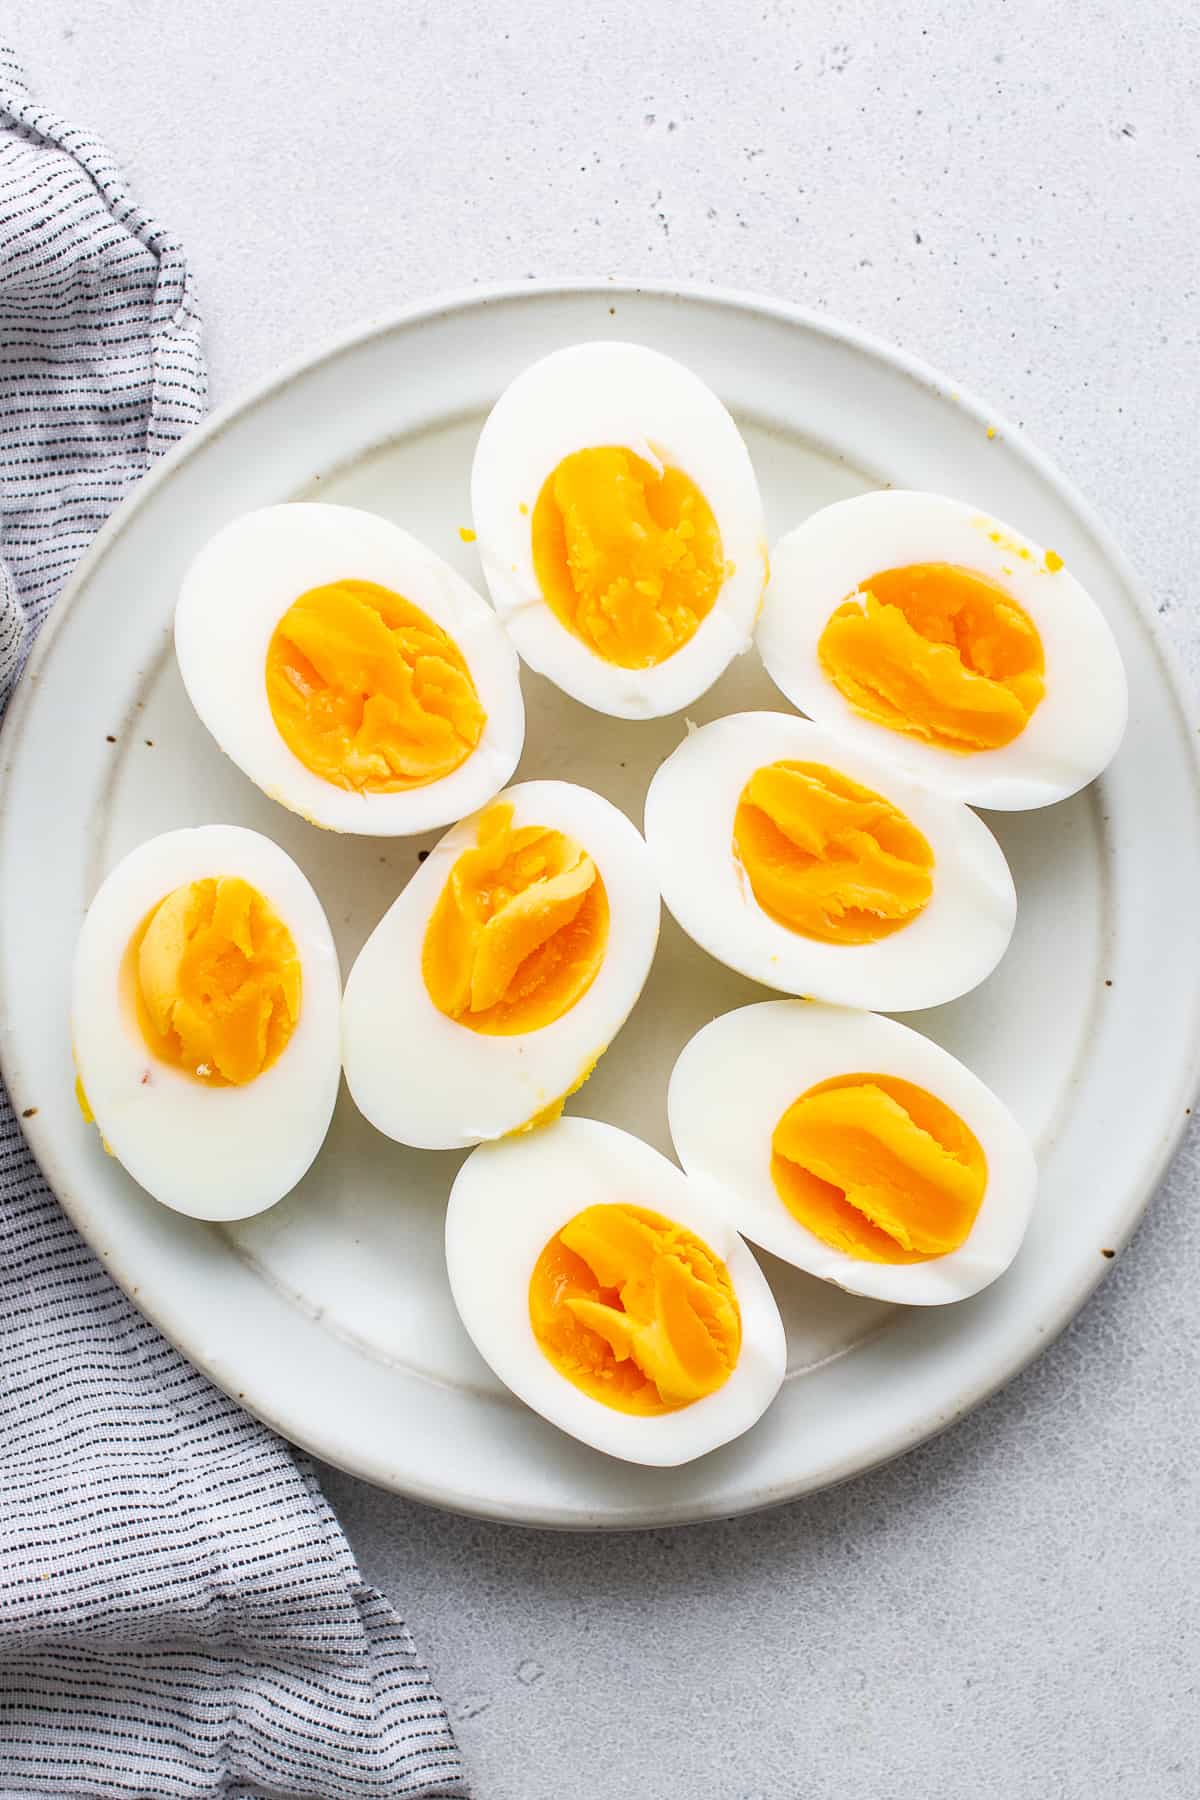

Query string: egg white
[668,1000,1037,1306]
[644,711,1016,1012]
[71,825,341,1222]
[175,503,525,835]
[341,780,661,1149]
[445,1116,787,1466]
[470,341,767,720]
[759,489,1128,809]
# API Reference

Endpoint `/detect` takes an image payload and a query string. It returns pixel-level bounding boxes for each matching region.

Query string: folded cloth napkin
[0,46,465,1800]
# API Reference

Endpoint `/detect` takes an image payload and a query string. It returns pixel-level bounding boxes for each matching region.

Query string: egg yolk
[771,1073,987,1264]
[733,760,934,944]
[529,1203,742,1414]
[422,803,609,1035]
[817,563,1045,751]
[530,446,726,669]
[73,1073,114,1153]
[265,578,486,792]
[126,877,301,1085]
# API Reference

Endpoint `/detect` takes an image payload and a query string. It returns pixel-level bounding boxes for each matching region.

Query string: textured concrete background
[10,3,1200,1795]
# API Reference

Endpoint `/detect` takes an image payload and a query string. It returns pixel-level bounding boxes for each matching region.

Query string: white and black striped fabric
[0,46,465,1800]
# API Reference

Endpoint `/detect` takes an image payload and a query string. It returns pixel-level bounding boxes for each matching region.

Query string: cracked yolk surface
[422,803,608,1035]
[771,1072,987,1263]
[127,878,301,1085]
[531,446,725,669]
[529,1203,742,1414]
[818,562,1045,751]
[734,760,934,944]
[266,578,486,791]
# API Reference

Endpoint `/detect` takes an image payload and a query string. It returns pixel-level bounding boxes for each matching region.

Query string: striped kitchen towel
[0,45,465,1800]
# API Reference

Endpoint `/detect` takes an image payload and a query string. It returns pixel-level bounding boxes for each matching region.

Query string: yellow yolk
[817,562,1045,751]
[73,1073,113,1154]
[265,578,486,792]
[507,1054,602,1137]
[422,803,609,1035]
[528,1203,742,1414]
[733,760,934,944]
[771,1072,987,1264]
[126,877,301,1085]
[530,446,726,669]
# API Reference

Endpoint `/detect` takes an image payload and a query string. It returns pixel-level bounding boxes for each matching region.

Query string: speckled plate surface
[3,282,1198,1528]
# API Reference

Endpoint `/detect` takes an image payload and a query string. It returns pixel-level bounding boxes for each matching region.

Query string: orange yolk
[127,877,301,1085]
[530,446,725,669]
[422,803,609,1035]
[265,578,486,792]
[528,1203,742,1414]
[771,1073,987,1264]
[734,760,934,944]
[818,562,1045,751]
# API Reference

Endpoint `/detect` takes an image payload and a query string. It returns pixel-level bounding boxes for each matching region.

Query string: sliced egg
[644,711,1015,1012]
[342,780,660,1148]
[446,1117,786,1465]
[669,1000,1037,1306]
[175,503,525,834]
[470,341,767,719]
[71,825,341,1221]
[759,490,1128,809]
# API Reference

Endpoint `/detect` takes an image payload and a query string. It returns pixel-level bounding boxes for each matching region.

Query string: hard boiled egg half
[342,781,660,1148]
[758,490,1128,809]
[175,503,525,834]
[470,342,767,719]
[669,1001,1037,1306]
[72,825,341,1221]
[644,712,1015,1012]
[446,1117,786,1465]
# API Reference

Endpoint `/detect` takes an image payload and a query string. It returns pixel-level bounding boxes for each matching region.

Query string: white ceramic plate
[3,282,1198,1529]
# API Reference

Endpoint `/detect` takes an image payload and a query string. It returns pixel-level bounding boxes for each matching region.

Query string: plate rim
[4,276,1200,1529]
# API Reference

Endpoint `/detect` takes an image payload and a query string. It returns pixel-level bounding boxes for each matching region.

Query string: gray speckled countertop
[11,3,1200,1794]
